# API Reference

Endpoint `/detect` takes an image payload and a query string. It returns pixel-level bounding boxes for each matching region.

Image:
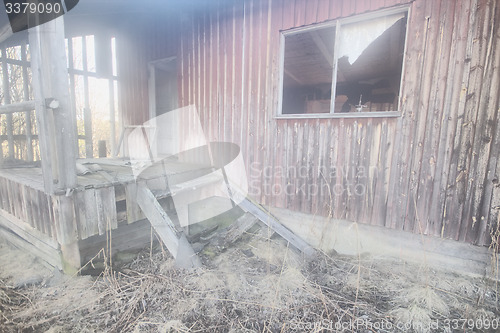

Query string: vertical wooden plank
[21,43,33,162]
[105,186,118,230]
[96,188,105,235]
[468,1,500,245]
[409,0,443,235]
[67,37,80,156]
[329,0,343,20]
[371,120,386,226]
[430,0,470,239]
[405,0,441,235]
[32,187,43,232]
[273,121,285,208]
[262,0,277,207]
[0,178,6,211]
[317,0,331,22]
[21,184,32,228]
[74,190,87,239]
[282,0,295,30]
[54,195,80,273]
[1,46,14,160]
[84,188,99,237]
[386,0,427,231]
[305,0,319,26]
[416,0,457,237]
[25,187,35,228]
[45,195,54,238]
[126,182,143,223]
[226,3,234,142]
[294,0,306,27]
[38,190,51,236]
[453,0,487,242]
[341,0,356,17]
[82,36,93,158]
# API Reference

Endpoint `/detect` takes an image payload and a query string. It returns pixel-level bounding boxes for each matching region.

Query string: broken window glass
[281,10,408,115]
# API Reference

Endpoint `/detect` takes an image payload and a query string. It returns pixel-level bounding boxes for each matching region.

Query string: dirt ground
[0,225,499,333]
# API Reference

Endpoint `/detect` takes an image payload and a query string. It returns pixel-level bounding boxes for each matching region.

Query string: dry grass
[0,228,499,332]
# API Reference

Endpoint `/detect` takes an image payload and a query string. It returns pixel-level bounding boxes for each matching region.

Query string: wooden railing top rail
[0,101,35,115]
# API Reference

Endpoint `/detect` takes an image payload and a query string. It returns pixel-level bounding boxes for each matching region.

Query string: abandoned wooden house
[0,0,499,274]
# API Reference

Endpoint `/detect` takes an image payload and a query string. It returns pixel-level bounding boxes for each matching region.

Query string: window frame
[276,5,410,119]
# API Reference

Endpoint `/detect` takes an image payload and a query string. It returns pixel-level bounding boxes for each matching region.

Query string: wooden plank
[45,195,55,238]
[433,0,469,239]
[418,0,456,237]
[386,3,428,231]
[96,188,105,235]
[20,184,32,229]
[78,218,156,264]
[29,17,78,193]
[21,43,33,162]
[224,212,258,243]
[455,0,490,242]
[125,182,143,223]
[25,187,36,229]
[1,46,14,159]
[304,0,318,25]
[294,0,306,27]
[74,190,88,239]
[103,186,118,230]
[261,0,276,208]
[54,195,81,273]
[238,197,316,256]
[470,1,500,245]
[0,209,59,249]
[82,36,93,158]
[0,101,35,115]
[84,189,99,237]
[96,186,118,235]
[317,0,330,22]
[38,190,51,236]
[136,183,201,268]
[0,226,62,270]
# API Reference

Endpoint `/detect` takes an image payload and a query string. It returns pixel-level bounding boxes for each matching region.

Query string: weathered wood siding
[121,0,500,246]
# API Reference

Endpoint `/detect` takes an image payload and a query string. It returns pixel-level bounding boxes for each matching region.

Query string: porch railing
[0,101,38,166]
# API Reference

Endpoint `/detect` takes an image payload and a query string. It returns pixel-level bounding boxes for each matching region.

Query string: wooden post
[82,37,93,158]
[29,17,80,273]
[1,47,14,160]
[21,43,33,162]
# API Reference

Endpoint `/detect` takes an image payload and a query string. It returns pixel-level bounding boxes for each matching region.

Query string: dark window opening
[281,10,408,116]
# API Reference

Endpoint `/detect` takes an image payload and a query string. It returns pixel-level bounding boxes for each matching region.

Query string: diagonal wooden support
[136,182,201,269]
[238,198,317,257]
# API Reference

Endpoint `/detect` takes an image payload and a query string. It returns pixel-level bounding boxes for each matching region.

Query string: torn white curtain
[338,13,404,64]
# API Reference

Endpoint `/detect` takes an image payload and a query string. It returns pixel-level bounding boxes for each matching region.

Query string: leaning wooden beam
[238,197,317,257]
[136,182,202,269]
[0,101,35,115]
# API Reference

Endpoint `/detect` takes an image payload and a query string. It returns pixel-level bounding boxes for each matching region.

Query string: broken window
[280,9,408,116]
